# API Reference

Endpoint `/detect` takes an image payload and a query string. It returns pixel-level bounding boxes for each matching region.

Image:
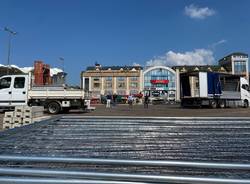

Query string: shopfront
[143,66,176,101]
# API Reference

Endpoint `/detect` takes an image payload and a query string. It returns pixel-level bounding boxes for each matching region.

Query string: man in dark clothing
[113,93,118,106]
[144,94,149,108]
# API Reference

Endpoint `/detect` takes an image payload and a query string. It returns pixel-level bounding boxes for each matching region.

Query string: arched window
[143,66,176,90]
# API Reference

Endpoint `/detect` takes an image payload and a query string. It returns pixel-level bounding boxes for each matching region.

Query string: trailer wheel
[210,100,217,109]
[243,100,249,108]
[47,101,61,114]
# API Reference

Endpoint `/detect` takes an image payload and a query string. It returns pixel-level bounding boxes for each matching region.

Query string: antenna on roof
[95,61,100,67]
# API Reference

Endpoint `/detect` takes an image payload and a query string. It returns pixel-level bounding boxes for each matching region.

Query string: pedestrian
[144,94,149,108]
[106,94,111,108]
[113,93,118,106]
[128,94,133,108]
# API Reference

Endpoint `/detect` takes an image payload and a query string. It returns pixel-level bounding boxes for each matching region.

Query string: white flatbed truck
[0,74,88,114]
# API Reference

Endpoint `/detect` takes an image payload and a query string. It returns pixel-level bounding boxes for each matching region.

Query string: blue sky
[0,0,250,84]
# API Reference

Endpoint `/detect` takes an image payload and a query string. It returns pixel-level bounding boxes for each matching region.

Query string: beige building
[219,52,249,81]
[81,64,143,98]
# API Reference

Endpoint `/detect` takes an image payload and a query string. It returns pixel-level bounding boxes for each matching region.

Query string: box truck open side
[180,72,250,108]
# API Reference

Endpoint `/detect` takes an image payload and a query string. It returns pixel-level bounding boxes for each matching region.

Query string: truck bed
[28,89,85,99]
[182,91,241,100]
[220,91,241,100]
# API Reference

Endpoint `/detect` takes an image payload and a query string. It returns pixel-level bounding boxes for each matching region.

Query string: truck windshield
[0,77,11,89]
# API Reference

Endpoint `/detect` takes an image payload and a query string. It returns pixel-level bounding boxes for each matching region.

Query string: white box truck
[0,74,88,114]
[180,71,250,108]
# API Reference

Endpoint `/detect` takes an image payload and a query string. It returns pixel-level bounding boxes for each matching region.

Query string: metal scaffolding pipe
[0,155,250,170]
[0,177,149,184]
[0,167,250,184]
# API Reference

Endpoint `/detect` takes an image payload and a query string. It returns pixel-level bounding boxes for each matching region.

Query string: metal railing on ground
[0,155,250,170]
[0,155,250,184]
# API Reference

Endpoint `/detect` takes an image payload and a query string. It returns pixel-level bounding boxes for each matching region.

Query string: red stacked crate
[34,61,44,85]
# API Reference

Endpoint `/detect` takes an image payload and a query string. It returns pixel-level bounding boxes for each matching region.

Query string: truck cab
[240,77,250,107]
[0,75,29,108]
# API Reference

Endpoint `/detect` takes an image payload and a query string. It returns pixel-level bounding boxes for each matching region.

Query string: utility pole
[4,27,17,75]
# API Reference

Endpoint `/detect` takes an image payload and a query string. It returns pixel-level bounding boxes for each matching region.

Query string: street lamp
[4,27,17,74]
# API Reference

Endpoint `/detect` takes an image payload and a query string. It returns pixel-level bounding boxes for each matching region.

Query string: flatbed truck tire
[47,101,61,114]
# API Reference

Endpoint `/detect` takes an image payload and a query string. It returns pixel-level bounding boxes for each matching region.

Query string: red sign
[150,80,169,84]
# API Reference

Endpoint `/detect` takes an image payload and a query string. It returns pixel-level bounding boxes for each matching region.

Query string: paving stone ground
[1,104,250,131]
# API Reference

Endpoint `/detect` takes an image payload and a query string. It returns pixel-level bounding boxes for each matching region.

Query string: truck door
[0,76,12,106]
[11,76,28,106]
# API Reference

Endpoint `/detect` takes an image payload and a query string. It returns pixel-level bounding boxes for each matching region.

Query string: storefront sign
[152,91,160,96]
[150,80,169,84]
[155,87,164,90]
[150,87,168,91]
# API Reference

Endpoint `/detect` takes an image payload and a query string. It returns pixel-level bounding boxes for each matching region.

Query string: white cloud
[146,49,215,67]
[210,39,227,48]
[184,4,215,19]
[50,68,63,76]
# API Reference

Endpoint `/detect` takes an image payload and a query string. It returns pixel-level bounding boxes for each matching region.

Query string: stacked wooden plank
[3,106,44,130]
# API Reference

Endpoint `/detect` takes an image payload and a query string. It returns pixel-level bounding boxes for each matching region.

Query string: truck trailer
[180,71,250,108]
[0,74,88,114]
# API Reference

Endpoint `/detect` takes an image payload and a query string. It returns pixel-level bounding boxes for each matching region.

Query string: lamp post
[4,27,17,75]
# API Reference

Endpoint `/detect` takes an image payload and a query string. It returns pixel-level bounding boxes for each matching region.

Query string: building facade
[82,52,249,101]
[143,66,176,99]
[219,52,249,81]
[81,64,143,98]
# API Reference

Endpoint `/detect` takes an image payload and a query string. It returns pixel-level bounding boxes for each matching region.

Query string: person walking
[113,93,118,107]
[144,94,149,108]
[106,94,111,108]
[128,94,133,108]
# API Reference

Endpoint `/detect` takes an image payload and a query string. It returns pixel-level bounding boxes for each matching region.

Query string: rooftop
[219,52,248,62]
[86,65,143,71]
[172,65,227,73]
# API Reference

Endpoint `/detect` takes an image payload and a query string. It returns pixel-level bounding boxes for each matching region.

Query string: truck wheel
[243,100,249,108]
[48,102,61,114]
[210,100,217,109]
[218,100,225,108]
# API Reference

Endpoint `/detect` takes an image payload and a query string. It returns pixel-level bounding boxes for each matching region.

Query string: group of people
[105,93,150,108]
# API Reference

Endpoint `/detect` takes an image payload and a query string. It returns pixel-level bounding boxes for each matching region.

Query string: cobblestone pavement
[78,104,250,117]
[1,104,250,131]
